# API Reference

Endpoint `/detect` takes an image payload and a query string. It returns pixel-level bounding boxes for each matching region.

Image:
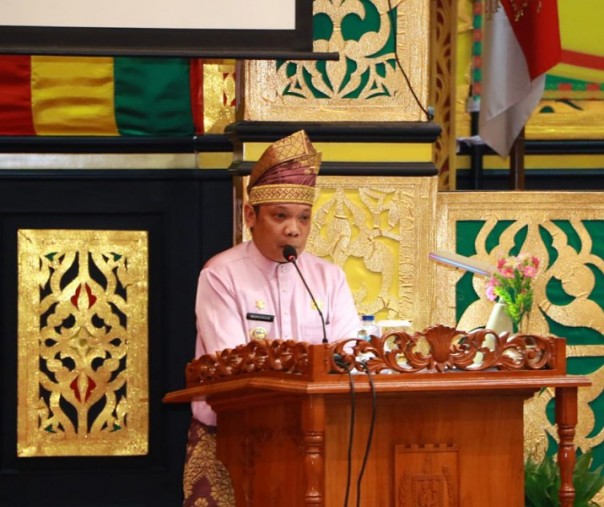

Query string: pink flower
[486,284,497,301]
[486,252,540,327]
[500,266,515,279]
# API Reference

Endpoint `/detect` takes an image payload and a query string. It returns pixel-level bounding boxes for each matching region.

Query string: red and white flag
[479,0,562,157]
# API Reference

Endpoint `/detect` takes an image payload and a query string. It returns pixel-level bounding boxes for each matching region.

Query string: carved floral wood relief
[184,326,564,386]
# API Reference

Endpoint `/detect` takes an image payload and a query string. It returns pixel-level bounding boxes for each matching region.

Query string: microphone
[283,244,297,262]
[282,245,328,344]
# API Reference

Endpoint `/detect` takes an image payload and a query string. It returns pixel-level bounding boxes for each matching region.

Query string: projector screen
[0,0,321,59]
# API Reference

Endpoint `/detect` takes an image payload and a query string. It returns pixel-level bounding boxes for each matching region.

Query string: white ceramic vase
[485,302,514,336]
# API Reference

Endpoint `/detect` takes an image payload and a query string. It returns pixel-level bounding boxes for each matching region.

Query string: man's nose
[285,220,300,237]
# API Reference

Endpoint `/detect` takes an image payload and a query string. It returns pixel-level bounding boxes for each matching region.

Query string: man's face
[244,202,313,262]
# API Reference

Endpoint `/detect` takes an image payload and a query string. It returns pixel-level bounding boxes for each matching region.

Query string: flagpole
[479,0,561,184]
[509,126,525,190]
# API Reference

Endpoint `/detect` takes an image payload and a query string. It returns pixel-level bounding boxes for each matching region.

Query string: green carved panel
[455,218,604,467]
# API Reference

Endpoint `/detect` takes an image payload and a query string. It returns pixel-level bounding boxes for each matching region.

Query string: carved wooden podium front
[164,325,590,507]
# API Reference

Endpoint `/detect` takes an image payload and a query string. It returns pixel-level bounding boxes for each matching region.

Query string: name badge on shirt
[246,312,274,322]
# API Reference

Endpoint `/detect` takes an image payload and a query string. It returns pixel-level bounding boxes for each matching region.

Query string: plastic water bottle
[355,315,379,373]
[357,315,380,341]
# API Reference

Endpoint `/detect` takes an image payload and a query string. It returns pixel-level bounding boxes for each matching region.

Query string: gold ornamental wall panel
[17,229,149,457]
[241,175,439,330]
[433,192,604,338]
[202,60,236,134]
[434,192,604,463]
[310,176,438,329]
[240,0,430,122]
[430,0,458,190]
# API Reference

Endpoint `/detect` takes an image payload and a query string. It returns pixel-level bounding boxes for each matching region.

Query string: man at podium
[183,130,360,506]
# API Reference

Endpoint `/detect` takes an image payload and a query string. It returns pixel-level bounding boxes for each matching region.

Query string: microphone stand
[283,245,328,344]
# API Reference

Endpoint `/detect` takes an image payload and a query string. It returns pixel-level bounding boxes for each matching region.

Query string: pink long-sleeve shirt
[191,240,359,425]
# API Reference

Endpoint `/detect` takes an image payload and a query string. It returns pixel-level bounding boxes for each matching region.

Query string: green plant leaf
[525,449,604,507]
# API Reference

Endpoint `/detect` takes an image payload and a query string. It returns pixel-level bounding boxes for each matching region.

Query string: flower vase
[485,302,514,337]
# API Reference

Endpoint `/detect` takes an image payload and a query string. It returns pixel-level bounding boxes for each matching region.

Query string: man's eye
[300,216,310,222]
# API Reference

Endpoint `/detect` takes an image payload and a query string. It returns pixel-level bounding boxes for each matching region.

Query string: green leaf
[525,450,604,507]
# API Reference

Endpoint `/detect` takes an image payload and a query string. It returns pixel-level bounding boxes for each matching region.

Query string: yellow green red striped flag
[0,55,202,136]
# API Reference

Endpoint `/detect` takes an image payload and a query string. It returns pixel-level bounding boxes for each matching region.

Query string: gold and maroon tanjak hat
[247,130,321,206]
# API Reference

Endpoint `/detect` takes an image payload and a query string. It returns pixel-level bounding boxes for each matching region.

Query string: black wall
[0,169,233,507]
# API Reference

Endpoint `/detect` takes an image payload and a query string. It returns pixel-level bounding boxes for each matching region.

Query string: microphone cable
[342,363,356,507]
[386,0,434,122]
[356,362,377,507]
[283,245,328,344]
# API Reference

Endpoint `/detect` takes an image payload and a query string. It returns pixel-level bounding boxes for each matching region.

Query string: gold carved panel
[431,0,458,190]
[434,192,604,342]
[434,192,604,461]
[240,0,430,122]
[202,60,236,134]
[17,229,149,457]
[241,175,438,330]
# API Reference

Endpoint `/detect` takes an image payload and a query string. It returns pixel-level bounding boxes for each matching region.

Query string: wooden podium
[164,325,590,507]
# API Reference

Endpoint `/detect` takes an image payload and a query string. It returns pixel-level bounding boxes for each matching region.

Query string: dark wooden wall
[0,169,233,506]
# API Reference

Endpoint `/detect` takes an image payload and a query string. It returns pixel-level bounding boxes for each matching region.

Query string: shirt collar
[247,240,295,277]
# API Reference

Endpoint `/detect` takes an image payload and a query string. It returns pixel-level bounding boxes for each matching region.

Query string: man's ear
[243,203,257,229]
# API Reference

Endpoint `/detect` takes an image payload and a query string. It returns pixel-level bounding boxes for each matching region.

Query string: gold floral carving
[434,192,604,343]
[240,175,438,330]
[202,60,236,134]
[435,191,604,461]
[17,229,149,457]
[309,175,438,330]
[430,0,458,190]
[240,0,430,122]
